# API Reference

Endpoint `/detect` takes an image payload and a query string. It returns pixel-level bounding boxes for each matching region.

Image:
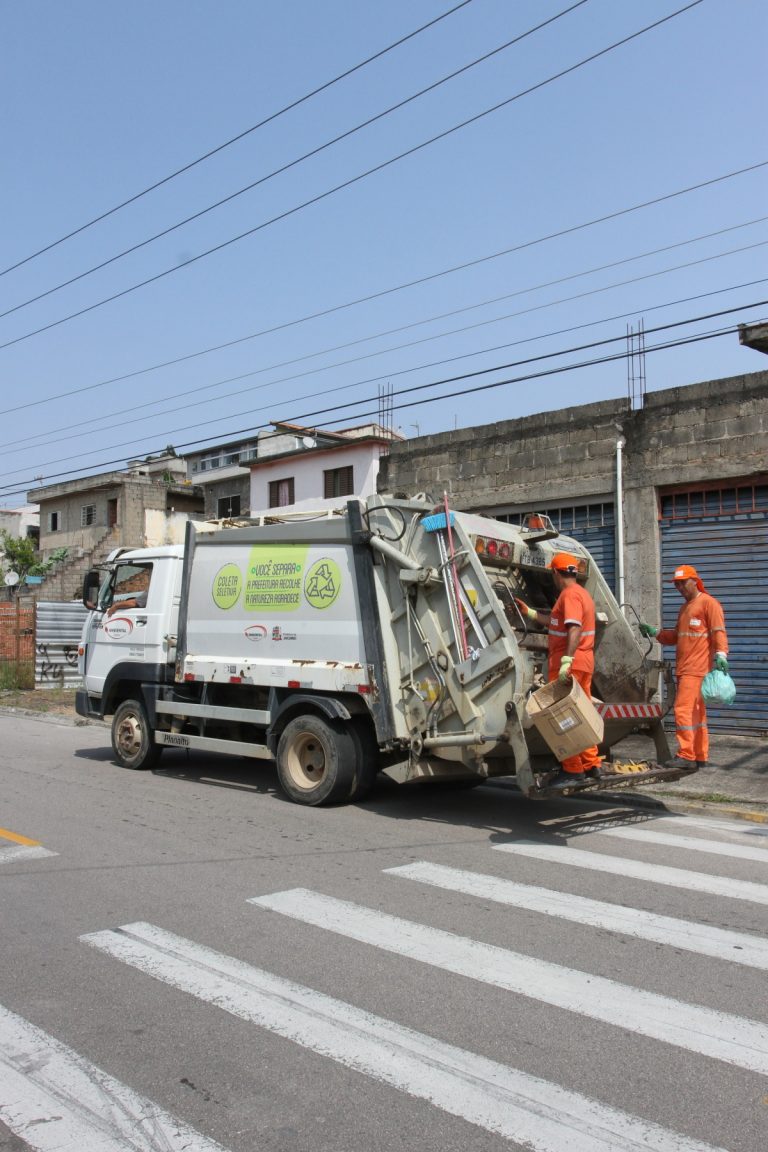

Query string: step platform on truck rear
[535,759,698,797]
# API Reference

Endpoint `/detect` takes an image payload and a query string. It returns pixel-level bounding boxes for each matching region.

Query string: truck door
[84,562,158,693]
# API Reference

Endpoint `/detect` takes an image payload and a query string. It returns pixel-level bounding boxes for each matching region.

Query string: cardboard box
[525,677,605,761]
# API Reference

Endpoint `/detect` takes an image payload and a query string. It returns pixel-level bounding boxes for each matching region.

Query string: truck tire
[347,718,379,802]
[111,698,162,771]
[276,715,356,806]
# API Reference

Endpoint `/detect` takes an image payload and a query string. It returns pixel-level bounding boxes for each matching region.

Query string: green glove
[714,653,729,673]
[639,622,658,638]
[558,655,574,682]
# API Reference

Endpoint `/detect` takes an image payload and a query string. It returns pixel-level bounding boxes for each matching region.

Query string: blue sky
[1,0,766,506]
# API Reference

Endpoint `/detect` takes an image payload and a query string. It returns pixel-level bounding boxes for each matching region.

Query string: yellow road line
[0,827,41,846]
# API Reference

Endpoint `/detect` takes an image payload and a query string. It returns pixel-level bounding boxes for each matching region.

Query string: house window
[324,465,353,499]
[81,504,96,527]
[48,511,60,532]
[269,478,295,508]
[217,494,241,518]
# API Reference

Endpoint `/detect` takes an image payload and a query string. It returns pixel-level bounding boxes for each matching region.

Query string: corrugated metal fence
[35,602,88,689]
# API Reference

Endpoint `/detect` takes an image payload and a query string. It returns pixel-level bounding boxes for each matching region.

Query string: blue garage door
[660,482,768,735]
[495,502,616,594]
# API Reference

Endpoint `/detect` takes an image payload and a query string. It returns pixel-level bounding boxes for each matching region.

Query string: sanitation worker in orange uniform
[639,564,728,770]
[516,551,602,788]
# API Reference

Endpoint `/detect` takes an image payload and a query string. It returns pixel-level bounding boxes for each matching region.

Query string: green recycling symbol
[304,558,341,609]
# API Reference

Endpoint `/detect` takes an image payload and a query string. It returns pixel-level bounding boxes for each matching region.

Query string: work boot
[696,760,707,768]
[549,769,586,788]
[584,766,604,781]
[665,755,697,772]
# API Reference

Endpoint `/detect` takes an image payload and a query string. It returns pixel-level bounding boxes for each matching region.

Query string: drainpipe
[615,437,626,611]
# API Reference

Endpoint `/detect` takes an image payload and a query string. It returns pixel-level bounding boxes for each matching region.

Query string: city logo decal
[103,617,134,638]
[304,558,341,610]
[244,624,268,641]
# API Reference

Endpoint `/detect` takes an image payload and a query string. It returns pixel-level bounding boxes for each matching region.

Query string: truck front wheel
[276,715,356,806]
[111,698,161,770]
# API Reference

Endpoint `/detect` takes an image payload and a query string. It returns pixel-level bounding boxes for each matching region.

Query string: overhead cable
[4,152,762,417]
[0,0,705,354]
[0,0,476,279]
[3,295,764,492]
[0,2,590,321]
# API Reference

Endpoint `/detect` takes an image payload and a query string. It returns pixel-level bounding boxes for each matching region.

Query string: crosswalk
[5,809,768,1151]
[0,1004,227,1152]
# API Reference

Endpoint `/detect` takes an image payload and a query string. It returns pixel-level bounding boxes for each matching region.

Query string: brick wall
[0,603,35,662]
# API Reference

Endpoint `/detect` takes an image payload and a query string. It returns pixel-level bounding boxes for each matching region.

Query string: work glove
[638,622,658,638]
[714,653,729,673]
[515,598,537,620]
[558,655,574,682]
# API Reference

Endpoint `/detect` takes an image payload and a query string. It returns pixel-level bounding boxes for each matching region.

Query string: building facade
[249,422,400,516]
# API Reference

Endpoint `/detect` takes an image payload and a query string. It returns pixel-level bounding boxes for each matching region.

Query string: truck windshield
[103,564,153,612]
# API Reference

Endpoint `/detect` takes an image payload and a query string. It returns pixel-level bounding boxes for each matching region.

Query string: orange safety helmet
[671,564,705,592]
[550,551,580,575]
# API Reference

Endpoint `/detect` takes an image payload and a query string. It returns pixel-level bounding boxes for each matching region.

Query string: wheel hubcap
[285,733,326,790]
[116,714,143,761]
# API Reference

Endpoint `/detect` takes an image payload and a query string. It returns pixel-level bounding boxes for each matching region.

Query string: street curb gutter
[598,788,768,825]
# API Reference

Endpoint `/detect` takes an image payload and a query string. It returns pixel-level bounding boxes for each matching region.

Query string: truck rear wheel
[111,698,161,771]
[347,718,379,802]
[276,715,356,806]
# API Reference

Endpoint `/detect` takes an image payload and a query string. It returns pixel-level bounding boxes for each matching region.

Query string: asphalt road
[1,712,767,1152]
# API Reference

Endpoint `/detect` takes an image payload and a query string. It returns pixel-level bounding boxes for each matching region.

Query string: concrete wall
[200,473,251,519]
[378,370,768,623]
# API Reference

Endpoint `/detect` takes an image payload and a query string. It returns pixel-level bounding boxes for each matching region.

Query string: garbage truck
[76,493,685,805]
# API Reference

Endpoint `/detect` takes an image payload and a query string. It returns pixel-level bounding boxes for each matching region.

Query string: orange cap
[551,551,580,575]
[672,564,705,591]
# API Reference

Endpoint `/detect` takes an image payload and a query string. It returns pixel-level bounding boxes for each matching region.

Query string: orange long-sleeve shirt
[657,591,727,678]
[548,583,595,676]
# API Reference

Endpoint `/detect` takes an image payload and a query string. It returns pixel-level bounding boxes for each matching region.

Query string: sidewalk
[611,733,768,821]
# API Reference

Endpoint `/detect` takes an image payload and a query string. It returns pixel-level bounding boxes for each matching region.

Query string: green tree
[0,531,68,584]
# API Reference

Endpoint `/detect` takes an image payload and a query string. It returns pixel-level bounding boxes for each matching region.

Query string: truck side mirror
[82,570,101,610]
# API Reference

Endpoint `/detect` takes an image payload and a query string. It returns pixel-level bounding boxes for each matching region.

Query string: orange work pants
[674,674,707,762]
[555,666,602,774]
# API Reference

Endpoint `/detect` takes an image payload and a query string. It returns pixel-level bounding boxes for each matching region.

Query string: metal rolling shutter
[495,503,616,593]
[659,483,768,735]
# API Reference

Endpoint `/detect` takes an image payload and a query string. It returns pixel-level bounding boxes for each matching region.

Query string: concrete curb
[597,787,768,824]
[0,706,104,728]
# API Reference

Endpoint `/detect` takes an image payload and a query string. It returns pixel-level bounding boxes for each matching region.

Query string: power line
[4,296,764,494]
[4,152,762,418]
[2,322,750,501]
[0,0,704,355]
[0,0,476,280]
[0,2,590,322]
[7,225,767,457]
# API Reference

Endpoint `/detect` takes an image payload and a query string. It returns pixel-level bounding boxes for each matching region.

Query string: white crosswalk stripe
[651,815,768,840]
[0,1002,228,1152]
[596,825,768,862]
[80,921,727,1152]
[494,841,768,904]
[0,844,56,864]
[386,860,768,970]
[250,887,768,1074]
